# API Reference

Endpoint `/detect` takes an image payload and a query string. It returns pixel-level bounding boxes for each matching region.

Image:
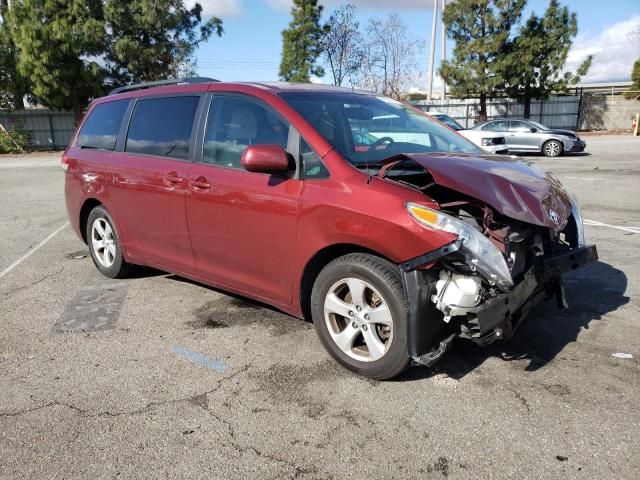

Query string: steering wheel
[369,136,394,151]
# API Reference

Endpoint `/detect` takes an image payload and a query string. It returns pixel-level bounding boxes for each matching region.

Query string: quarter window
[203,96,289,169]
[301,138,329,178]
[77,100,129,150]
[125,96,200,160]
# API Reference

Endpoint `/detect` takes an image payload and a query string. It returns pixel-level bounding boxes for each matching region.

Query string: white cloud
[567,15,640,82]
[267,0,436,12]
[184,0,244,17]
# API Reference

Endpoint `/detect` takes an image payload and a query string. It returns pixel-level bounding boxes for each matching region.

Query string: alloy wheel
[91,218,116,268]
[544,141,561,157]
[323,277,393,362]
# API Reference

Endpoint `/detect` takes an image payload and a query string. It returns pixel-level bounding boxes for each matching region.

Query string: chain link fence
[411,95,582,130]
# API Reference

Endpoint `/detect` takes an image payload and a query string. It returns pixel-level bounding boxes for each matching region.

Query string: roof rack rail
[109,77,220,95]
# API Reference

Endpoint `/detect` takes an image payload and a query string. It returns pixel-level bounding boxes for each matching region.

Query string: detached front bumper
[466,244,598,344]
[402,244,598,365]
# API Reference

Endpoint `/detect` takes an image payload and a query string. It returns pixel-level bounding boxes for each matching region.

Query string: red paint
[379,153,572,231]
[241,145,291,173]
[65,81,563,318]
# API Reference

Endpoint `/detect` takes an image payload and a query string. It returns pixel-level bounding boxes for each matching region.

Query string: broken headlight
[406,203,514,291]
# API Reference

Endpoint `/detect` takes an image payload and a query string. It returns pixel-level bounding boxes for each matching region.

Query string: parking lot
[1,135,638,479]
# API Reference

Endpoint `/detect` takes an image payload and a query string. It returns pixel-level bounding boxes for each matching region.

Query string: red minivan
[64,78,597,379]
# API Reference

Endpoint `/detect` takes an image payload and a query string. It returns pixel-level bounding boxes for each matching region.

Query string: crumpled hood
[386,153,572,231]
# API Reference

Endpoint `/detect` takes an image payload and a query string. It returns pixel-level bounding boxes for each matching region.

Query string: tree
[439,0,526,122]
[359,13,421,98]
[8,0,106,123]
[504,0,592,118]
[104,0,223,86]
[279,0,326,82]
[321,4,362,87]
[625,59,640,100]
[0,7,28,110]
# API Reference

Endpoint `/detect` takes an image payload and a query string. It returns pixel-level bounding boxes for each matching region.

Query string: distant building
[574,81,633,96]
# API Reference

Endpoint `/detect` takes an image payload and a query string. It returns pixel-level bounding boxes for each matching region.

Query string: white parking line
[563,176,597,182]
[0,222,69,280]
[584,219,640,234]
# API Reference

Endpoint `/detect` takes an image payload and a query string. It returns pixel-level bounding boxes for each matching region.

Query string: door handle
[189,176,210,190]
[164,172,183,185]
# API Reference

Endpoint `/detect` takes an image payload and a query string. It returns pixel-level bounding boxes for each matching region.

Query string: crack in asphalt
[0,363,251,420]
[1,267,64,297]
[506,386,531,414]
[189,379,322,479]
[0,363,321,477]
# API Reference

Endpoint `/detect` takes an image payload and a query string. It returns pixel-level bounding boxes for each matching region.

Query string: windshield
[528,120,548,130]
[280,92,482,166]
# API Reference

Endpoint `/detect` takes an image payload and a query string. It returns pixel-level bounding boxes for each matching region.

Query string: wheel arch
[299,243,393,322]
[79,198,103,244]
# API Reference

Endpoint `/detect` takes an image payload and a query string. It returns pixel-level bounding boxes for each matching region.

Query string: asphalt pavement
[1,135,638,479]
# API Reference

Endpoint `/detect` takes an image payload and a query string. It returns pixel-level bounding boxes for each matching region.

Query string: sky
[188,0,640,88]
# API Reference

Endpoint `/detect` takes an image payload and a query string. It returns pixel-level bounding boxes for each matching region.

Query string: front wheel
[543,139,563,157]
[310,253,410,380]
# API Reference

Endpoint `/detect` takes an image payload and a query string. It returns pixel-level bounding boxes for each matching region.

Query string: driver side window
[203,95,289,169]
[482,120,508,132]
[509,121,530,132]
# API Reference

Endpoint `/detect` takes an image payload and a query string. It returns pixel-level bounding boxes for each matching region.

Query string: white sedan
[426,111,509,155]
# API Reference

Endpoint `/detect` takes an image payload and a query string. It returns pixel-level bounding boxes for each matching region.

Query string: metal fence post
[48,113,56,150]
[539,100,544,123]
[465,104,470,128]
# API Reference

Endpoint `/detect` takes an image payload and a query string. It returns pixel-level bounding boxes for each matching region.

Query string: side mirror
[530,127,538,133]
[241,145,291,173]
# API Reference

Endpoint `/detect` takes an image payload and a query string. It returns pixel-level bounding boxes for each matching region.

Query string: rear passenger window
[203,96,289,169]
[125,96,200,160]
[77,100,129,150]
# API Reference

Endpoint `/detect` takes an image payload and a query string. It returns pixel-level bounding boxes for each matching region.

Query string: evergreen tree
[0,5,28,110]
[440,0,526,122]
[504,0,592,118]
[625,59,640,100]
[104,0,223,85]
[8,0,106,122]
[279,0,326,82]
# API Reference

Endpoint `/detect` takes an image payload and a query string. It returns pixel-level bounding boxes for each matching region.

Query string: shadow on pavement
[398,260,628,382]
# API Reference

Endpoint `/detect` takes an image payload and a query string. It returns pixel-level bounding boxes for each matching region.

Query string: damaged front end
[380,153,598,367]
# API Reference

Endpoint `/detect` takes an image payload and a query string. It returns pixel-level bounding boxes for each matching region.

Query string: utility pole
[427,0,438,100]
[441,0,446,100]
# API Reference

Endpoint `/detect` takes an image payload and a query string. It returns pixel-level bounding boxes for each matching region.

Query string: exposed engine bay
[376,153,598,364]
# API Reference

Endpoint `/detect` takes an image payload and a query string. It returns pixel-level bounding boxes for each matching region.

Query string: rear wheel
[86,205,134,278]
[311,253,410,380]
[543,139,563,157]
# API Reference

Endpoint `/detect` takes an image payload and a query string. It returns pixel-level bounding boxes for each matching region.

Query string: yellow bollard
[634,113,640,137]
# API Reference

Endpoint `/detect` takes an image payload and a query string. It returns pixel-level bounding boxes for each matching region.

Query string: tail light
[61,153,71,171]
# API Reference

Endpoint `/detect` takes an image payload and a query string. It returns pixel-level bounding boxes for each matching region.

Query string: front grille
[492,137,506,145]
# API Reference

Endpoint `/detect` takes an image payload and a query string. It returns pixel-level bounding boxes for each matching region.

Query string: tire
[543,139,563,157]
[86,205,134,279]
[311,253,410,380]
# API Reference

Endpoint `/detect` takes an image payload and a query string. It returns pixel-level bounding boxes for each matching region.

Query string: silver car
[426,112,509,155]
[470,119,586,157]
